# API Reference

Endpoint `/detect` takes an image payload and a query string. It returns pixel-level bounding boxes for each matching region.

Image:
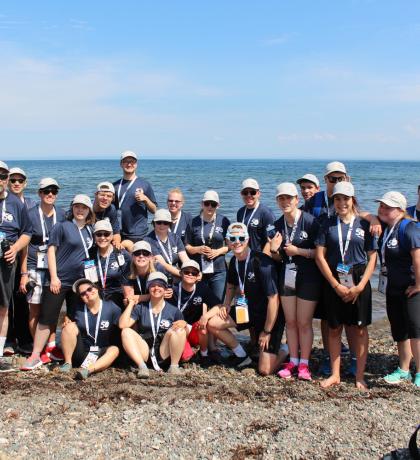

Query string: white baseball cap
[96,181,115,194]
[120,150,138,161]
[375,191,407,211]
[132,240,152,253]
[153,208,172,223]
[325,161,347,175]
[181,260,201,272]
[72,194,93,210]
[72,278,95,294]
[202,190,220,203]
[39,178,59,189]
[0,161,9,172]
[276,182,299,197]
[9,167,27,178]
[146,271,168,289]
[241,178,259,191]
[93,220,113,233]
[332,182,355,197]
[296,174,320,187]
[227,222,248,235]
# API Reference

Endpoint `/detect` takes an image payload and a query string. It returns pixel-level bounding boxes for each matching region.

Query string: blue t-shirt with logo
[91,248,131,296]
[236,203,275,252]
[0,192,32,243]
[145,231,185,269]
[172,211,192,244]
[95,204,120,235]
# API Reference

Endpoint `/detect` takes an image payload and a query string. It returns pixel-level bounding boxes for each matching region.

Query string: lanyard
[149,302,164,344]
[324,192,332,218]
[337,215,355,264]
[201,216,216,245]
[241,203,259,228]
[235,251,250,295]
[97,248,112,288]
[177,283,196,313]
[84,300,103,345]
[284,211,300,263]
[172,212,182,234]
[380,224,397,266]
[39,205,57,244]
[136,276,144,294]
[117,176,137,207]
[73,220,93,258]
[157,236,173,264]
[0,198,5,226]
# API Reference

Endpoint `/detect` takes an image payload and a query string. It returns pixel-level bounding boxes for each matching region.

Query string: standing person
[296,174,320,203]
[406,185,420,222]
[19,178,66,362]
[315,182,377,390]
[236,178,275,252]
[21,194,95,370]
[375,192,420,387]
[0,161,32,372]
[145,209,189,280]
[185,190,230,303]
[113,150,157,245]
[120,272,188,378]
[167,188,192,244]
[59,278,120,379]
[8,167,37,210]
[264,183,321,381]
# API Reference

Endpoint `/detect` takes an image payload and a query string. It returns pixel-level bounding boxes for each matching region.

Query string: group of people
[0,152,419,391]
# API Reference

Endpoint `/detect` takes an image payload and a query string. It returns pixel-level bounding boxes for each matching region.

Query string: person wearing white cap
[166,188,192,244]
[113,150,157,244]
[145,209,189,280]
[8,167,36,210]
[406,184,420,222]
[18,178,66,363]
[296,174,320,203]
[375,191,420,387]
[120,271,188,377]
[21,194,95,371]
[236,178,275,252]
[93,182,122,249]
[264,183,322,381]
[0,161,32,372]
[315,182,378,391]
[185,190,230,304]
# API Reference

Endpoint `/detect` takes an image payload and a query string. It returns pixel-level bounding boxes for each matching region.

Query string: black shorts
[279,267,322,302]
[39,286,81,326]
[386,290,420,341]
[0,259,17,307]
[324,264,372,328]
[72,333,107,368]
[144,336,171,368]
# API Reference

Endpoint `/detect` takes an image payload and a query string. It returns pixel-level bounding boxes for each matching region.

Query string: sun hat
[375,191,407,211]
[276,182,299,197]
[93,220,113,234]
[0,161,9,172]
[332,182,355,197]
[241,178,259,191]
[153,209,172,223]
[325,161,347,175]
[120,150,138,161]
[96,182,115,194]
[72,278,95,294]
[296,174,320,187]
[146,271,168,289]
[181,260,201,272]
[132,241,152,253]
[72,194,93,210]
[202,190,220,203]
[9,167,27,178]
[39,178,59,189]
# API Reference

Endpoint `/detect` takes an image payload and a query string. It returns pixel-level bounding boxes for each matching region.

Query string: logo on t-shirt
[355,228,365,239]
[110,261,119,271]
[387,238,398,248]
[3,212,13,222]
[300,230,308,240]
[159,319,171,330]
[250,218,259,227]
[247,271,256,282]
[100,320,110,330]
[172,246,178,253]
[192,296,202,305]
[215,226,224,233]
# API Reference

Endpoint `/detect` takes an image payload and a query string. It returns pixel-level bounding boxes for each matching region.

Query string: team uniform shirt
[304,191,335,225]
[378,220,420,293]
[236,203,275,251]
[95,204,120,235]
[170,280,220,324]
[27,205,66,270]
[22,196,37,210]
[172,211,192,244]
[315,216,378,270]
[48,220,94,287]
[0,192,32,243]
[130,301,183,346]
[186,214,230,272]
[145,231,185,270]
[406,205,419,222]
[227,250,278,323]
[121,261,165,295]
[113,177,157,239]
[73,300,121,350]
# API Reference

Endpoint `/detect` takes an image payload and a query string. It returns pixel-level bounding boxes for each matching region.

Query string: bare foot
[320,375,341,388]
[355,380,368,391]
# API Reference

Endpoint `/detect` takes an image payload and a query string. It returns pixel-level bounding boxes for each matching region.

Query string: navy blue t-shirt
[0,192,32,243]
[145,231,185,269]
[27,205,66,270]
[92,248,131,296]
[170,281,220,324]
[73,300,121,350]
[378,219,420,293]
[236,203,275,252]
[113,177,157,239]
[172,211,192,244]
[186,214,230,272]
[48,221,94,287]
[315,216,378,270]
[95,204,120,235]
[23,196,37,210]
[227,251,278,322]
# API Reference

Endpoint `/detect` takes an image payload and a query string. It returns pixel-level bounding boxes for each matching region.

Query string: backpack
[312,191,325,218]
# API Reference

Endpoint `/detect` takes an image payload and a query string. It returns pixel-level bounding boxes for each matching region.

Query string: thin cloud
[261,34,292,46]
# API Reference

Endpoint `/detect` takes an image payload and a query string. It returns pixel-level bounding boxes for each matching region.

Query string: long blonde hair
[128,258,156,280]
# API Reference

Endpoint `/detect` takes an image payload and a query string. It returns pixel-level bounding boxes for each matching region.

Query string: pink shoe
[297,363,312,381]
[277,361,297,379]
[40,348,51,364]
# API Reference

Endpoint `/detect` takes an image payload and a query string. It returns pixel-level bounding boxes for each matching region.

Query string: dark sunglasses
[95,231,112,238]
[155,221,171,226]
[203,201,218,208]
[167,199,181,204]
[241,189,257,196]
[228,235,247,243]
[0,174,8,180]
[40,188,59,195]
[133,249,151,257]
[79,285,95,297]
[327,176,346,184]
[10,178,25,184]
[182,269,199,277]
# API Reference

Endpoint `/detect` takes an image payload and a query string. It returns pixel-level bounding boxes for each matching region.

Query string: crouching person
[120,271,187,378]
[59,278,120,379]
[208,223,288,375]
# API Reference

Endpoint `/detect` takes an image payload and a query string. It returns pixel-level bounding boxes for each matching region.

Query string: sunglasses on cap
[40,188,59,195]
[241,189,257,196]
[133,249,151,257]
[228,235,247,243]
[0,174,9,181]
[79,285,95,297]
[182,269,200,277]
[10,178,25,184]
[95,231,112,238]
[155,221,171,226]
[327,176,346,184]
[203,201,218,208]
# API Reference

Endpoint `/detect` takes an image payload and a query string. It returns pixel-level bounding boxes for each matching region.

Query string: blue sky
[0,1,419,160]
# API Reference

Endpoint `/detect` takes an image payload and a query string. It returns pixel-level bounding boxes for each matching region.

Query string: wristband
[263,329,272,334]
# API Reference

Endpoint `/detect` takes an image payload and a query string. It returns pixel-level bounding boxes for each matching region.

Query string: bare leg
[397,339,412,371]
[321,325,342,388]
[259,348,288,376]
[121,328,149,366]
[345,324,355,354]
[411,338,420,371]
[351,325,369,391]
[281,296,299,361]
[30,323,51,356]
[296,298,317,361]
[321,320,329,352]
[207,316,239,349]
[160,328,187,365]
[28,303,41,338]
[60,322,79,363]
[89,346,119,373]
[0,306,9,338]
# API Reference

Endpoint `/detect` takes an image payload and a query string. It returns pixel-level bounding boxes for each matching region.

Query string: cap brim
[72,278,94,293]
[374,198,405,209]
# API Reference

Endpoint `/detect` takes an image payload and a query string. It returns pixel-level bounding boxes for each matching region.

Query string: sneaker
[59,362,72,373]
[384,367,412,384]
[413,372,420,388]
[340,342,350,356]
[319,356,331,376]
[0,357,16,373]
[347,357,357,377]
[3,344,15,356]
[297,363,312,381]
[136,366,150,379]
[167,365,184,375]
[16,343,33,355]
[229,354,252,369]
[20,356,43,371]
[277,361,297,379]
[40,349,52,364]
[198,354,212,368]
[75,368,90,380]
[46,346,64,362]
[208,349,223,365]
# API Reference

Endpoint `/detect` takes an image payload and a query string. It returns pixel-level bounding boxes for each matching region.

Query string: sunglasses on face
[182,269,199,277]
[40,188,59,195]
[0,174,8,181]
[155,221,170,226]
[203,201,218,208]
[228,235,247,243]
[79,286,95,297]
[95,231,112,238]
[167,199,181,204]
[241,189,257,196]
[327,176,346,184]
[133,249,151,257]
[10,178,25,184]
